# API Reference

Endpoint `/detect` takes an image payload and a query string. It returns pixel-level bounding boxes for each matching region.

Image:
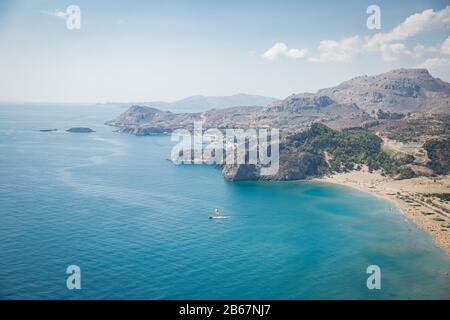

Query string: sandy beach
[314,167,450,255]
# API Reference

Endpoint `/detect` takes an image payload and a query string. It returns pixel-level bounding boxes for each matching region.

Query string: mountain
[318,68,450,114]
[158,93,277,112]
[104,94,277,113]
[106,105,201,135]
[106,93,371,133]
[107,69,450,135]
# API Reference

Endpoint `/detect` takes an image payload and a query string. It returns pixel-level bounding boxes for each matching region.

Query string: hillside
[318,69,450,114]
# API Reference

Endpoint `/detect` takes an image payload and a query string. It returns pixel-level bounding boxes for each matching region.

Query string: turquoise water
[0,103,449,299]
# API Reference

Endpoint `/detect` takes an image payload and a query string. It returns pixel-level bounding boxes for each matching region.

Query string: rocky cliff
[222,151,328,181]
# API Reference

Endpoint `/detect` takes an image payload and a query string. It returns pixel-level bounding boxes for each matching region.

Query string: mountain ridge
[317,68,450,114]
[107,68,450,135]
[101,93,277,113]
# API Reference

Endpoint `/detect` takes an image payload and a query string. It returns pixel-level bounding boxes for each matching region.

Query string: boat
[209,208,228,219]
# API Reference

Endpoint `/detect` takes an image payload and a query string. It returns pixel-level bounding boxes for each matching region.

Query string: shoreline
[313,168,450,255]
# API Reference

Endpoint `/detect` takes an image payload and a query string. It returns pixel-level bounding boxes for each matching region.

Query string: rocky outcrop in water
[66,127,95,133]
[39,129,58,132]
[222,151,328,181]
[222,164,259,181]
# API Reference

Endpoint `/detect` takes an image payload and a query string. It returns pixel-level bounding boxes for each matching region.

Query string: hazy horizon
[0,65,446,105]
[0,0,449,103]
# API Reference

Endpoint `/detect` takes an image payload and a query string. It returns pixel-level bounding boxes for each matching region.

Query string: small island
[66,127,95,133]
[39,129,58,132]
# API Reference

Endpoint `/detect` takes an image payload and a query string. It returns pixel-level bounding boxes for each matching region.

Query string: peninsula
[106,69,450,253]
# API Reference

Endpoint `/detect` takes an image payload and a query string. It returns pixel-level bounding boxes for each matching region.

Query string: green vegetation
[289,123,450,178]
[381,115,450,143]
[297,123,396,173]
[393,154,415,166]
[424,137,450,174]
[396,166,416,180]
[424,193,450,202]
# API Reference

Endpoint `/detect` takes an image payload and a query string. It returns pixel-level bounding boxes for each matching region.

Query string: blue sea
[0,103,449,299]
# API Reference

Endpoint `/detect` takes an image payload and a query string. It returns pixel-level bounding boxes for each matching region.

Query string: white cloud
[441,36,450,54]
[260,6,450,64]
[362,6,450,61]
[378,43,410,62]
[416,58,450,70]
[41,9,69,19]
[314,6,450,63]
[412,44,437,58]
[262,42,308,60]
[377,43,439,62]
[364,6,450,51]
[310,36,361,63]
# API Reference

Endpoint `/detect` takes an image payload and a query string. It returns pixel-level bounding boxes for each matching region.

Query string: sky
[0,0,449,103]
